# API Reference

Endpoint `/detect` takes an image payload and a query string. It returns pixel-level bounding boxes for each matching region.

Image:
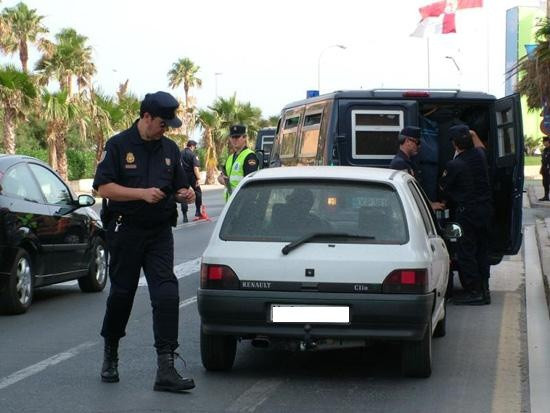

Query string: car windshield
[219,179,408,244]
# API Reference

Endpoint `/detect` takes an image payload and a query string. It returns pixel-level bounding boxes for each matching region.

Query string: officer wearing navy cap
[439,124,492,306]
[390,126,422,176]
[93,91,196,392]
[217,124,259,201]
[539,136,550,201]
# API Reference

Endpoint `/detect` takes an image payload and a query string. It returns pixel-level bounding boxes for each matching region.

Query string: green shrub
[15,148,48,163]
[67,150,95,180]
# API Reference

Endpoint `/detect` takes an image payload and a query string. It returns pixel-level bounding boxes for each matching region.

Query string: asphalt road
[0,189,532,412]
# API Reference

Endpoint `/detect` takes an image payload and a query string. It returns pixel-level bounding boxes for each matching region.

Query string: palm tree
[87,89,115,164]
[115,80,140,129]
[35,28,96,96]
[513,18,550,110]
[168,58,202,136]
[41,90,83,179]
[0,65,36,154]
[196,109,221,184]
[0,2,49,73]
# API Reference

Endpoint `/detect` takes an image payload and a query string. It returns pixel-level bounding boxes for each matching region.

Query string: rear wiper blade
[282,232,374,255]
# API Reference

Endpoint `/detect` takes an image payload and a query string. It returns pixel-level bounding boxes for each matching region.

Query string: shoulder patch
[247,158,257,166]
[442,170,447,177]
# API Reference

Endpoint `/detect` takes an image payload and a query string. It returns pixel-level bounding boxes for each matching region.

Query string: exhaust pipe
[251,337,270,348]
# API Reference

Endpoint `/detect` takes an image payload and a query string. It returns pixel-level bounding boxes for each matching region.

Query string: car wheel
[402,320,432,378]
[78,238,108,293]
[433,299,446,338]
[0,249,33,315]
[200,324,237,371]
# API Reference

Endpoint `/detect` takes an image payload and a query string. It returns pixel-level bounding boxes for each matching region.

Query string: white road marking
[59,257,201,287]
[227,378,283,412]
[0,341,97,391]
[179,296,197,308]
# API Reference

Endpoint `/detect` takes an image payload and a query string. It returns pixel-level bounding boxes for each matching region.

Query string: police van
[254,127,277,168]
[265,89,524,264]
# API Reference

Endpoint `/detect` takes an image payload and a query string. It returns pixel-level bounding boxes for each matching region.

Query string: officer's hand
[142,188,166,204]
[430,201,445,211]
[217,174,228,185]
[176,187,195,204]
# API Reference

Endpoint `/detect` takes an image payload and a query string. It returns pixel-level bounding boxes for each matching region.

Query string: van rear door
[491,94,523,258]
[337,99,418,167]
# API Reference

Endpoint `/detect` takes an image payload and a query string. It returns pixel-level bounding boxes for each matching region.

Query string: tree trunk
[2,108,17,154]
[95,130,105,165]
[19,40,28,73]
[204,127,218,184]
[56,131,68,181]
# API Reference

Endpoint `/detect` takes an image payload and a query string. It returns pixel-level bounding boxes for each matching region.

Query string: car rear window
[219,180,408,244]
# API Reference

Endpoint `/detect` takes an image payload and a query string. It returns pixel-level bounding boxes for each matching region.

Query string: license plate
[270,305,349,323]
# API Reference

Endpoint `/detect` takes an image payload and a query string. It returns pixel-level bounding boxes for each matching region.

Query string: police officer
[217,124,258,201]
[390,126,421,176]
[539,136,550,201]
[180,140,202,221]
[439,125,492,305]
[93,91,196,392]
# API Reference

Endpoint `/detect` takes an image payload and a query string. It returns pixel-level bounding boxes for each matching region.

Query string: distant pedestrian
[539,136,550,201]
[217,124,259,202]
[180,140,202,221]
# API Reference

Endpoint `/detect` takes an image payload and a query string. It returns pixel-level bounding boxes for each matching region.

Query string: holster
[100,198,113,228]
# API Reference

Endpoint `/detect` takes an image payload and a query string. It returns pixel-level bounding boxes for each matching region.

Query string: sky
[0,0,546,119]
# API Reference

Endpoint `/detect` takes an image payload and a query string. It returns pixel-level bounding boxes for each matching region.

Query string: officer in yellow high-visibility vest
[217,124,259,201]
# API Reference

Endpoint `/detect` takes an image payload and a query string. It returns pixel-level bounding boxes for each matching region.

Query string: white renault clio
[198,166,458,378]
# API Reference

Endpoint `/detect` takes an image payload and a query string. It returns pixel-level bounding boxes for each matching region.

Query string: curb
[535,217,550,319]
[527,184,550,208]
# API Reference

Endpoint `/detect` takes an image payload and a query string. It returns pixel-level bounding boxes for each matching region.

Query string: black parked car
[0,155,107,314]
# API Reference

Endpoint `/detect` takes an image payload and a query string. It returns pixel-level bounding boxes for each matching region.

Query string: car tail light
[382,269,428,294]
[402,91,430,97]
[200,264,239,289]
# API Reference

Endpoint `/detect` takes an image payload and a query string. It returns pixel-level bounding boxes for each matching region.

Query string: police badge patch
[126,152,135,163]
[165,158,171,166]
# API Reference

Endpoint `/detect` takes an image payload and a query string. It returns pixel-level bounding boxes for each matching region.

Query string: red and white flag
[411,0,483,37]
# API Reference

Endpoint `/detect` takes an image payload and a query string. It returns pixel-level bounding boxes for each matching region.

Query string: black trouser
[181,177,202,217]
[101,220,179,352]
[543,172,549,198]
[455,205,492,288]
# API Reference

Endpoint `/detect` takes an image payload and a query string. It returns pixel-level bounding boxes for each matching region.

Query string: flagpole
[485,0,490,93]
[427,36,431,88]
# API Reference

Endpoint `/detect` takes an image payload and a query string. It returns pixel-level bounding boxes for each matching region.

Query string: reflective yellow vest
[224,148,254,201]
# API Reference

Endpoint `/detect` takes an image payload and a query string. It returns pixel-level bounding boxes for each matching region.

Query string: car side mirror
[442,222,462,241]
[78,194,95,207]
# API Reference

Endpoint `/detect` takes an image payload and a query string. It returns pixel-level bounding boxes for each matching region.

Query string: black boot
[101,338,119,383]
[182,214,188,223]
[482,278,491,305]
[154,352,195,392]
[453,279,487,306]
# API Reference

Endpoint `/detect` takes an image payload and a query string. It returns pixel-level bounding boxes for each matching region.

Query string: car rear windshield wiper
[282,232,374,255]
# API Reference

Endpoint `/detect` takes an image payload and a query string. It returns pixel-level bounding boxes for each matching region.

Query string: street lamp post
[317,44,346,93]
[445,56,461,90]
[214,72,222,98]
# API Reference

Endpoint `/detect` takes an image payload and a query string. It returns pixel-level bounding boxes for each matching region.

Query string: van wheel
[78,238,108,292]
[0,249,33,314]
[433,300,446,338]
[200,324,237,371]
[402,320,432,378]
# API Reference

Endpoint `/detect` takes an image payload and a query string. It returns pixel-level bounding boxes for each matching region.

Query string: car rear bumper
[198,289,434,341]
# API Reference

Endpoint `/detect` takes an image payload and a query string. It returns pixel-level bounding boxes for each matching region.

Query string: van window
[496,106,516,157]
[299,112,322,157]
[280,116,300,157]
[220,180,408,244]
[351,110,404,160]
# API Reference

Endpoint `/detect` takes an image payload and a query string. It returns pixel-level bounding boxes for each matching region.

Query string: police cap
[140,91,182,128]
[448,124,470,142]
[187,140,197,147]
[229,124,246,137]
[398,126,421,144]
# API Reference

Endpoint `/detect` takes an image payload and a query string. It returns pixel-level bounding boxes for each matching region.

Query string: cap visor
[164,116,182,128]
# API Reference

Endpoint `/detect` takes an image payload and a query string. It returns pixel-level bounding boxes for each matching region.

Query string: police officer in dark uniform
[539,136,550,201]
[180,140,202,222]
[439,125,492,305]
[93,91,196,392]
[390,126,422,177]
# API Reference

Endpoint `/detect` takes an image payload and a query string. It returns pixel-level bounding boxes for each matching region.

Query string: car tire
[433,300,446,338]
[200,324,237,371]
[78,238,108,293]
[0,249,33,315]
[402,320,432,378]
